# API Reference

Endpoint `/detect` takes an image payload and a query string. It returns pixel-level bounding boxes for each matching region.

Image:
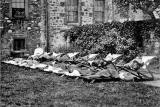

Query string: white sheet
[67,52,79,58]
[104,54,122,61]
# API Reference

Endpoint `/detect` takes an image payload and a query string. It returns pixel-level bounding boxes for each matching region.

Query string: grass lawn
[1,63,160,107]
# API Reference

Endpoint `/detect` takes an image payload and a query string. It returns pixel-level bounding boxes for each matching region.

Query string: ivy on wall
[64,19,160,60]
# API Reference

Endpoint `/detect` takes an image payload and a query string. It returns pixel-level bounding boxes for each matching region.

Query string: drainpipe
[45,0,49,52]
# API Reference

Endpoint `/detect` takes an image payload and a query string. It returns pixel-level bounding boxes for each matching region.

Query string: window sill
[66,23,80,26]
[11,50,28,53]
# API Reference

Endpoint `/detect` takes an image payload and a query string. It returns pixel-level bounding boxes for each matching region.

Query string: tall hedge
[64,19,160,59]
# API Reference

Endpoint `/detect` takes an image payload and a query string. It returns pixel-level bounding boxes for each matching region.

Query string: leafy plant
[113,0,160,20]
[64,20,160,60]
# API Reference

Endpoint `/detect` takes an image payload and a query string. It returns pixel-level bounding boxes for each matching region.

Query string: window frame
[9,0,28,20]
[11,34,27,52]
[13,38,26,51]
[93,0,105,23]
[65,0,80,25]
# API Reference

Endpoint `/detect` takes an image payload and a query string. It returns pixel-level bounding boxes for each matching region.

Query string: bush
[64,20,160,60]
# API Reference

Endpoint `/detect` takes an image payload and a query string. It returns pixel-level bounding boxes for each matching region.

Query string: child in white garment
[29,43,44,60]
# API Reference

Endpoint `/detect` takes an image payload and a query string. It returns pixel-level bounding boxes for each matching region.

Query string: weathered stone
[1,0,46,59]
[1,0,160,58]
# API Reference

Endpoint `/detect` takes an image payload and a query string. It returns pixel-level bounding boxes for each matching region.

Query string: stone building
[47,0,150,51]
[1,0,159,58]
[1,0,47,58]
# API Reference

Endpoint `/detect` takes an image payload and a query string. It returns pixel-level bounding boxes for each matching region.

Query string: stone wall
[48,0,153,51]
[1,0,159,58]
[81,0,94,25]
[48,0,68,51]
[25,0,47,53]
[48,0,110,51]
[104,0,113,22]
[143,29,160,56]
[1,0,46,59]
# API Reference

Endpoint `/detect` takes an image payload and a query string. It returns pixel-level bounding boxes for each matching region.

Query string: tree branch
[130,0,160,19]
[113,0,160,19]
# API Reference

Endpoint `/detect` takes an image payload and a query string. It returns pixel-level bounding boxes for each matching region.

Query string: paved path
[143,80,160,87]
[143,73,160,87]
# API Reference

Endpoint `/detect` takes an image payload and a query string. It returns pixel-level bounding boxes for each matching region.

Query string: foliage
[64,19,160,60]
[113,0,160,19]
[64,22,141,61]
[55,44,81,54]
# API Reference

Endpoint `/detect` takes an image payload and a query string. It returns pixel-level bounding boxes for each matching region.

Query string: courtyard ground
[1,63,160,107]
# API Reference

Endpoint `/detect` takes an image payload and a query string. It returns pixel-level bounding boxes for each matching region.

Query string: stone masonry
[48,0,159,55]
[48,0,153,51]
[1,0,160,58]
[48,0,125,51]
[1,0,47,58]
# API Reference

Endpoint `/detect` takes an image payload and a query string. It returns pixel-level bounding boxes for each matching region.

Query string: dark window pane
[13,39,25,50]
[66,0,78,23]
[11,0,25,19]
[12,8,25,19]
[67,11,78,22]
[66,0,78,6]
[94,0,104,23]
[94,12,104,23]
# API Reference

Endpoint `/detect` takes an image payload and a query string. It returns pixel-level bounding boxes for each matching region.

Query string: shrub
[55,44,80,54]
[64,19,160,60]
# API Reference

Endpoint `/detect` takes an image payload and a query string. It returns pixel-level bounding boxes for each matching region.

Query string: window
[66,0,79,23]
[10,0,28,19]
[13,38,25,51]
[94,0,105,23]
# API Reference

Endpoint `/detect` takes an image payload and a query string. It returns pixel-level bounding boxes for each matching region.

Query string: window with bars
[66,0,79,23]
[94,0,105,23]
[10,0,28,19]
